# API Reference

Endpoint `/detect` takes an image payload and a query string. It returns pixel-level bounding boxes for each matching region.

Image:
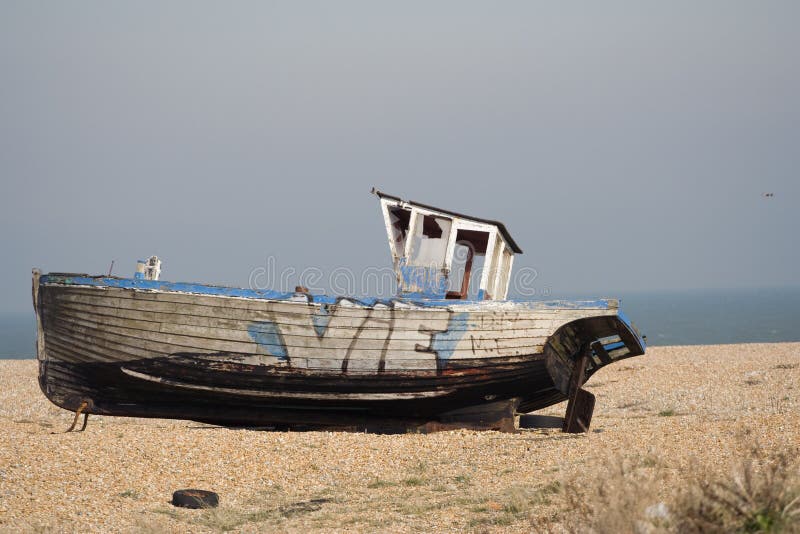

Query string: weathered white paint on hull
[39,283,618,372]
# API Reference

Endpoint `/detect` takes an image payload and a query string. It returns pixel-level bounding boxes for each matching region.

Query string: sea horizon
[4,285,799,359]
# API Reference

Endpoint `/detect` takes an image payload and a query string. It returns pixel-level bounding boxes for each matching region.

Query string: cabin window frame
[485,237,513,300]
[404,209,453,269]
[380,199,413,261]
[497,246,514,299]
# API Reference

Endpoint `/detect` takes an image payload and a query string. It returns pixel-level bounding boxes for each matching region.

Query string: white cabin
[374,189,522,301]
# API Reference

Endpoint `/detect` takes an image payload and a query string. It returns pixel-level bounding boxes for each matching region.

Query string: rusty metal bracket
[79,412,89,431]
[65,401,90,432]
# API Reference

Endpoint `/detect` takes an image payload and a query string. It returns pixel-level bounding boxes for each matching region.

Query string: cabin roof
[372,188,523,254]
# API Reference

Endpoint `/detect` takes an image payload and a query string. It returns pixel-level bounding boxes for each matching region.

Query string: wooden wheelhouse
[373,189,522,300]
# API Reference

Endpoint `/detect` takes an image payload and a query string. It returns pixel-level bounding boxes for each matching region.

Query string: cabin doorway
[447,229,490,299]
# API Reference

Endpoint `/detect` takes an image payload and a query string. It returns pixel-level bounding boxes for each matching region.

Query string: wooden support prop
[563,345,596,433]
[423,398,520,433]
[563,389,595,433]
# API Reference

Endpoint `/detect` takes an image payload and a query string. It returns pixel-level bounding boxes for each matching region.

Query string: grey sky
[1,1,798,313]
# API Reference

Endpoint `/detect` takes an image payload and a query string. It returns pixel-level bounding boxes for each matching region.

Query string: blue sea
[598,287,800,347]
[2,287,798,359]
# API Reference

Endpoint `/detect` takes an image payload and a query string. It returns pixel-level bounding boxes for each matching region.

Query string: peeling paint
[430,312,471,366]
[247,321,289,362]
[312,304,332,338]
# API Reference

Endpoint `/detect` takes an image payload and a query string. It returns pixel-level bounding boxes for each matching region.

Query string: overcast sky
[1,1,798,313]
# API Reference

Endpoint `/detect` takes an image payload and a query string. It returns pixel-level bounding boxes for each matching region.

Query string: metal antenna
[107,260,115,277]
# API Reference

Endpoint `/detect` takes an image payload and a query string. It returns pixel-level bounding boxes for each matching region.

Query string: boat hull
[33,272,646,430]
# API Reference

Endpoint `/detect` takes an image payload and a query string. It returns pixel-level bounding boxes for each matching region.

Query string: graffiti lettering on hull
[247,304,471,374]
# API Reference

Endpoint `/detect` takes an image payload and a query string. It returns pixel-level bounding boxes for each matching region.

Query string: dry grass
[561,442,800,534]
[146,495,336,532]
[561,454,670,533]
[676,445,800,533]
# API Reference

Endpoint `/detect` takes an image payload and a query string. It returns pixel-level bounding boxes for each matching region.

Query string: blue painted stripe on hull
[39,274,614,311]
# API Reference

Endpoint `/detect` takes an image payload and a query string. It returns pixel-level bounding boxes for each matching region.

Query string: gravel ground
[1,343,798,533]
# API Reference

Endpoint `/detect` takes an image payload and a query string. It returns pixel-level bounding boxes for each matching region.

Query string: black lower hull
[39,353,566,432]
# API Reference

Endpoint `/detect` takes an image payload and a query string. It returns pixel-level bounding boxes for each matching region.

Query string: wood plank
[49,307,547,361]
[50,290,583,333]
[54,302,551,350]
[48,285,613,320]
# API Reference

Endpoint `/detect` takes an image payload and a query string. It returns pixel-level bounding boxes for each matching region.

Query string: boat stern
[31,270,106,416]
[31,269,51,398]
[547,308,645,391]
[590,309,647,367]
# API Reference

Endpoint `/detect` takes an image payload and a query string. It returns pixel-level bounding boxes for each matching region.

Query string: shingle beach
[1,343,798,533]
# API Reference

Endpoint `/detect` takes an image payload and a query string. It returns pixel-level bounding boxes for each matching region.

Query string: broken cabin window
[408,214,452,267]
[388,206,411,255]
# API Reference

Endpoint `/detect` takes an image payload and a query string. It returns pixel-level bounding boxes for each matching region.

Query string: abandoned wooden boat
[32,189,645,433]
